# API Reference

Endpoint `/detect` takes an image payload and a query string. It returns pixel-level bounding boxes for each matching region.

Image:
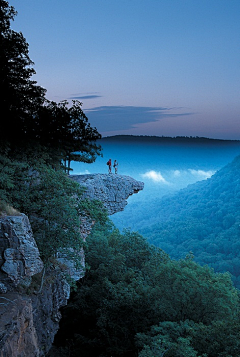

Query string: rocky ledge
[71,173,144,215]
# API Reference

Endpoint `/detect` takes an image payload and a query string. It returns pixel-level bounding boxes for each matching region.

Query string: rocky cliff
[0,174,144,357]
[71,174,144,215]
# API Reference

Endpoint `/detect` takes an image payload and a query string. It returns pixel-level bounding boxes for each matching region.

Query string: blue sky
[11,0,240,139]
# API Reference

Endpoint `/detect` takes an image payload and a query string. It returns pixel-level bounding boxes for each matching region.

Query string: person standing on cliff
[107,159,112,173]
[113,160,118,174]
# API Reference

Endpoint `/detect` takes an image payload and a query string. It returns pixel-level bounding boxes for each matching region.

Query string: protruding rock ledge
[70,173,144,215]
[0,174,144,356]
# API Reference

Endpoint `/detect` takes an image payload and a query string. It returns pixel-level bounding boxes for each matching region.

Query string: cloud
[85,106,193,132]
[69,95,102,100]
[173,170,181,177]
[188,169,215,179]
[141,170,169,184]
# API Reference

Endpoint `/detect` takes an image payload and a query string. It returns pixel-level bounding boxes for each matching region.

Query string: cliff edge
[0,174,144,357]
[71,174,144,215]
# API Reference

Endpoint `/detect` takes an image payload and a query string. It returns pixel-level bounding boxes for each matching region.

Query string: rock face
[0,214,43,290]
[0,215,70,357]
[0,280,71,357]
[0,174,144,356]
[71,174,144,215]
[0,293,39,357]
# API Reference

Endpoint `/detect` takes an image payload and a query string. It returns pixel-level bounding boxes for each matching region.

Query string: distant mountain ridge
[101,135,240,145]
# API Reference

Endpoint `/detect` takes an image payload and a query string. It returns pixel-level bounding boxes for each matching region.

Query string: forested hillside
[139,155,240,288]
[50,222,240,357]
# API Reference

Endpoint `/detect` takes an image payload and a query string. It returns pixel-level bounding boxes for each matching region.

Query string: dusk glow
[11,0,240,139]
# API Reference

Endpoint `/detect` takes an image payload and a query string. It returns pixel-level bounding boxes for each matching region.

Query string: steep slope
[140,155,240,287]
[0,174,143,357]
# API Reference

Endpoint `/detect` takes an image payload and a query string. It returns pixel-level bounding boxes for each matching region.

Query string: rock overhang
[70,173,144,215]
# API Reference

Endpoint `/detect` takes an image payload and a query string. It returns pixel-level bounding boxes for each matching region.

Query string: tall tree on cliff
[0,0,101,170]
[34,99,102,172]
[0,0,46,145]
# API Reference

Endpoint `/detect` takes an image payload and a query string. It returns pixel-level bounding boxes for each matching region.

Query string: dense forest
[136,155,240,288]
[48,221,240,357]
[2,1,240,356]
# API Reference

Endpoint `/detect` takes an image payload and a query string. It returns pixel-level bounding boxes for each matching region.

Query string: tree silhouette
[0,0,46,143]
[0,1,101,169]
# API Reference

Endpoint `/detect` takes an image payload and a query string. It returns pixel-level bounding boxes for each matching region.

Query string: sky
[11,0,240,139]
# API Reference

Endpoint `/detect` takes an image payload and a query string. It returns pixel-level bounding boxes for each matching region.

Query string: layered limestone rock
[0,214,43,291]
[0,174,144,356]
[71,173,144,215]
[0,215,70,356]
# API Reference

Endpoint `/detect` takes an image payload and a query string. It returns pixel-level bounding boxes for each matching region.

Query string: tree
[52,224,240,357]
[34,100,102,172]
[0,1,102,171]
[0,0,46,144]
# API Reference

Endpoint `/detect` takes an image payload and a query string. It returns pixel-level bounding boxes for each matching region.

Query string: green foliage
[135,155,240,288]
[137,321,200,357]
[0,152,25,202]
[137,318,240,357]
[0,150,108,266]
[0,158,78,260]
[53,223,240,357]
[78,198,108,224]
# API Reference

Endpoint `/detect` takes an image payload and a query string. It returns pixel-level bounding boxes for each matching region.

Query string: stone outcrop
[71,174,144,215]
[0,215,70,357]
[57,175,144,281]
[0,174,144,356]
[0,215,43,291]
